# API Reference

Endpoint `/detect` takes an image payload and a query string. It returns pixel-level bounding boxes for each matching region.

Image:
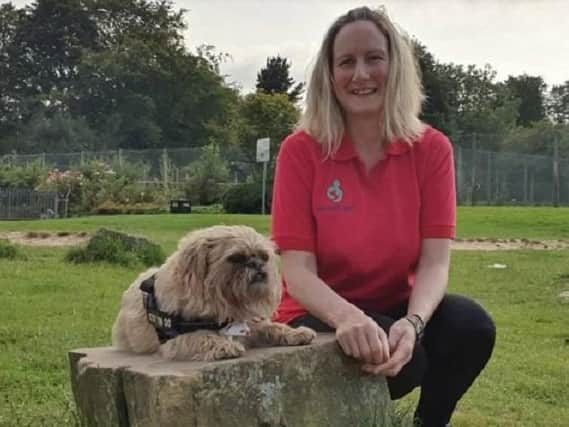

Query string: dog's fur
[112,225,316,361]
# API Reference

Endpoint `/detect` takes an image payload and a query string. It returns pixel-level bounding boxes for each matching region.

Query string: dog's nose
[253,271,267,283]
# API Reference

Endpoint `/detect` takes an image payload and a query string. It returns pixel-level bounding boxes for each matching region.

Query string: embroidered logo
[326,179,343,203]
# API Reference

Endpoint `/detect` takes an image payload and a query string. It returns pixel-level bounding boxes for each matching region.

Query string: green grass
[1,208,568,426]
[456,206,569,239]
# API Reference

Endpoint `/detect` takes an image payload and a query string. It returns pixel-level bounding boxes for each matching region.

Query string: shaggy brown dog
[112,225,316,361]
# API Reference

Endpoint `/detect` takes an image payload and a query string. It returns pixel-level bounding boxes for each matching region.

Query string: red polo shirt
[271,126,456,324]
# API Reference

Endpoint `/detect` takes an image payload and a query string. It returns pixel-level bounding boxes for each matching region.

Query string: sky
[9,0,569,92]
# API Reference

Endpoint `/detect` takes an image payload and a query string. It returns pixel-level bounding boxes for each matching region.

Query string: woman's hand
[361,318,416,376]
[335,311,390,365]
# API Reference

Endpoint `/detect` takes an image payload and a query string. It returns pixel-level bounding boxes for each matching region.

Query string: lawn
[1,207,568,426]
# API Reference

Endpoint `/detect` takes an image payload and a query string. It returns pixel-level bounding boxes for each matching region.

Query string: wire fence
[1,144,569,206]
[0,188,59,219]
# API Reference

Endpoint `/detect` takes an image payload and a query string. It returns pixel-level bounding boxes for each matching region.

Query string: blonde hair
[299,6,425,155]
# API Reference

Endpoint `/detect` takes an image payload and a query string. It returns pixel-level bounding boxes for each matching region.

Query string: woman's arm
[407,238,451,322]
[281,250,390,365]
[363,238,451,376]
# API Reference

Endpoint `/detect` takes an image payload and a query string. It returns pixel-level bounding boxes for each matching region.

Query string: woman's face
[331,20,390,121]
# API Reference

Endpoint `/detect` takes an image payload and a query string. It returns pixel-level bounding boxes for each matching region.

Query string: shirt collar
[331,134,411,161]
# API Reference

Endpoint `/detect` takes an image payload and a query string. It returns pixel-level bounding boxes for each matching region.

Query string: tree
[0,0,241,153]
[182,142,230,205]
[548,81,569,125]
[505,75,547,127]
[414,41,460,135]
[18,111,98,153]
[237,92,299,162]
[7,0,99,111]
[236,92,299,209]
[452,65,519,150]
[256,55,304,103]
[415,41,519,148]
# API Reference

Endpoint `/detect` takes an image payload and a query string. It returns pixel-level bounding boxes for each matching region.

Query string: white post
[256,138,271,215]
[261,161,267,215]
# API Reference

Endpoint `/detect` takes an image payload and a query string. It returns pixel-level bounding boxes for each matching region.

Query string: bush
[181,142,230,205]
[190,203,225,214]
[91,200,166,215]
[222,183,266,214]
[66,228,165,267]
[0,239,20,259]
[0,161,49,189]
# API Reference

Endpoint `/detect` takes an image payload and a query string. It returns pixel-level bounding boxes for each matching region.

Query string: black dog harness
[140,275,228,343]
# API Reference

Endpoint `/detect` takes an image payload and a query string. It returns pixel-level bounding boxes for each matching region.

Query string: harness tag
[219,321,250,337]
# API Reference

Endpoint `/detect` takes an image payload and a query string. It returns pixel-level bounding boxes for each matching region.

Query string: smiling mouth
[350,88,377,95]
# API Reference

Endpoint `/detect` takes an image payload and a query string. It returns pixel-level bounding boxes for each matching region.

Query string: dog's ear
[177,237,211,284]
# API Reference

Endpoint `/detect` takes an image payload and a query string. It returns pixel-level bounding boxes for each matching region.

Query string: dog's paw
[283,326,317,346]
[207,340,246,361]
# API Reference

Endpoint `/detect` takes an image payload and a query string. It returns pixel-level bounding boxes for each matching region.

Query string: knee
[466,301,496,352]
[457,302,497,366]
[442,294,496,349]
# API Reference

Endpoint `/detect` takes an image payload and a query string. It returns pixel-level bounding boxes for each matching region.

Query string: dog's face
[172,225,281,322]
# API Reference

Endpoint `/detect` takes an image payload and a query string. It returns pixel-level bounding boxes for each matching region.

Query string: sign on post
[256,137,270,163]
[256,138,270,215]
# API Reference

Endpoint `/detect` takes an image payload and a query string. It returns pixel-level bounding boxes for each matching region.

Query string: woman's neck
[345,116,386,171]
[345,115,385,148]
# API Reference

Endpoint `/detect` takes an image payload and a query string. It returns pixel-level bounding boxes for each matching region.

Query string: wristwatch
[405,313,425,341]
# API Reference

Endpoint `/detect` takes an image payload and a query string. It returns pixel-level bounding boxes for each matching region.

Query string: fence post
[162,148,169,190]
[455,145,463,204]
[553,135,560,207]
[469,133,478,206]
[118,149,123,168]
[523,157,529,205]
[486,150,492,205]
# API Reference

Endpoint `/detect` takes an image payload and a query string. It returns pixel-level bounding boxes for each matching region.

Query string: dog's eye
[258,251,269,262]
[227,253,247,264]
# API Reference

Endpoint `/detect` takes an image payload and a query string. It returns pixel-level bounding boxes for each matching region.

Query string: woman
[271,6,496,427]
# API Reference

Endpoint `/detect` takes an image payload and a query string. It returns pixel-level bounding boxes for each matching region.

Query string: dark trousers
[289,294,496,427]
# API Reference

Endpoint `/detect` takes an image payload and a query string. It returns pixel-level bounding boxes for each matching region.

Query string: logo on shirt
[326,179,343,203]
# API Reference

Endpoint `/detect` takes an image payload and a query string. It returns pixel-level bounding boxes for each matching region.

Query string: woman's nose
[352,60,370,81]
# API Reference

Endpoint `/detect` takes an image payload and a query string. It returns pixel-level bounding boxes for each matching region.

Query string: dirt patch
[452,238,569,250]
[1,232,569,250]
[0,231,90,247]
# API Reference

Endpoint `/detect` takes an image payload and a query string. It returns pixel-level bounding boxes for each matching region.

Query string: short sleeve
[419,132,457,239]
[271,134,316,252]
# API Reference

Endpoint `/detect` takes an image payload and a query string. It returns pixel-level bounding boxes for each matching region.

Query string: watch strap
[405,313,425,341]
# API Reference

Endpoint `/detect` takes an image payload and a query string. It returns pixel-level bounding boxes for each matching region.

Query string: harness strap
[140,275,227,343]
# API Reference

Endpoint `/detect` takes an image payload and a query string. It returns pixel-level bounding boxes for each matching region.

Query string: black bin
[169,199,192,214]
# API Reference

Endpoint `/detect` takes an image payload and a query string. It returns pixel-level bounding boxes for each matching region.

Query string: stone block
[69,334,392,427]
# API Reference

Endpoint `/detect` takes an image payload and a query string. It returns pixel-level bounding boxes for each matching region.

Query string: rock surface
[69,334,392,427]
